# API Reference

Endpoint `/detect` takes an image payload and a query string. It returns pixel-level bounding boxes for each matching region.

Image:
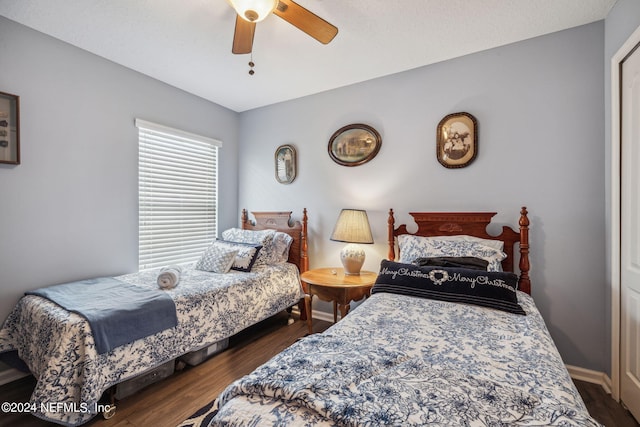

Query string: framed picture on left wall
[0,91,20,165]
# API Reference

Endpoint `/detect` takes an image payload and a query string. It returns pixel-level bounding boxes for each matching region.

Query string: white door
[621,42,640,422]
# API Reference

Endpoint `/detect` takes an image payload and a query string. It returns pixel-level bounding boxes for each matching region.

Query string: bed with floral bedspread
[0,263,302,426]
[210,289,601,426]
[209,208,600,426]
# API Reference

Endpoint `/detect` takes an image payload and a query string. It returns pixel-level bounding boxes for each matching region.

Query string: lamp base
[340,243,365,275]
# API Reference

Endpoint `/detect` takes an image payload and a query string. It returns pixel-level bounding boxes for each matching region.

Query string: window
[136,119,221,270]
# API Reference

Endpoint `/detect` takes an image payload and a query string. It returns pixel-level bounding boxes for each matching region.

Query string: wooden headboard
[241,209,309,274]
[387,207,531,294]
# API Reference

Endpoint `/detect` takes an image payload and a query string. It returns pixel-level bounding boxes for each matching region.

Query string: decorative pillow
[202,240,262,272]
[272,232,293,263]
[195,243,238,274]
[397,235,507,272]
[222,228,295,265]
[413,256,489,271]
[429,234,504,251]
[372,260,525,315]
[222,228,275,246]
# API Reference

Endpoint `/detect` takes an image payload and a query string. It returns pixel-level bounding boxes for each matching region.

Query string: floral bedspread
[211,291,601,426]
[0,263,302,426]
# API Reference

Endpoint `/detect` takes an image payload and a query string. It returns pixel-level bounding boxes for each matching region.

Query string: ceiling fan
[227,0,338,54]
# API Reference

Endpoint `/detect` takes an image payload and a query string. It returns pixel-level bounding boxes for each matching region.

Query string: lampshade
[229,0,277,22]
[331,209,373,275]
[330,209,374,244]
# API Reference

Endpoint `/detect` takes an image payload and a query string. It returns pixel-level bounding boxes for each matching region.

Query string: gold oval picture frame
[328,123,381,167]
[436,112,477,168]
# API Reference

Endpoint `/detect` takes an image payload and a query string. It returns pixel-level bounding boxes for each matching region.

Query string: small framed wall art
[436,112,477,168]
[0,91,20,165]
[328,123,381,167]
[275,144,297,184]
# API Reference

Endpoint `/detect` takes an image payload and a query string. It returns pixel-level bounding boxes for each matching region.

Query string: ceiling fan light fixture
[230,0,277,22]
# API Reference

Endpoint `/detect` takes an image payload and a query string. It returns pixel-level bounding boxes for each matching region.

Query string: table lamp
[330,209,374,275]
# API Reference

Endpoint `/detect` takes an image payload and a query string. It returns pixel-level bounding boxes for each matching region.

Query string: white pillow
[272,232,293,263]
[397,234,507,272]
[195,244,238,273]
[428,234,504,251]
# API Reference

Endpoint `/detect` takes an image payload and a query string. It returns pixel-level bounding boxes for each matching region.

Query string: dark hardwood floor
[0,313,637,427]
[574,379,639,427]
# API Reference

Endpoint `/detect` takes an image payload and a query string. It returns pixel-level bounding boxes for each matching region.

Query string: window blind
[136,119,222,270]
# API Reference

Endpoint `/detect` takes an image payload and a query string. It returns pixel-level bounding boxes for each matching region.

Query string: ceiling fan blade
[232,15,255,54]
[273,0,338,44]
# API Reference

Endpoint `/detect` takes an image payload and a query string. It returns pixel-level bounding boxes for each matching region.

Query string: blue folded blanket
[26,277,178,354]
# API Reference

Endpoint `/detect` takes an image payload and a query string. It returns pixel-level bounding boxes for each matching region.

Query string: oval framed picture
[275,144,297,184]
[436,112,477,168]
[328,123,381,167]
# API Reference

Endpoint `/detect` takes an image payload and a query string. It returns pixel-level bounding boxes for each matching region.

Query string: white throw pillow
[428,234,504,251]
[397,234,507,272]
[195,243,238,273]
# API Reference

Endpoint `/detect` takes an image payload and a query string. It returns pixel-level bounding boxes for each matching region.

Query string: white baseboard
[311,310,334,323]
[0,367,29,386]
[566,365,612,395]
[291,306,336,324]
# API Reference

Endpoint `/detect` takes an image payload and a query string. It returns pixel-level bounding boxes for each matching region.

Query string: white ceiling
[0,0,616,112]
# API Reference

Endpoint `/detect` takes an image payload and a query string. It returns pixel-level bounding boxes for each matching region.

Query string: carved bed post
[241,209,249,228]
[388,209,396,261]
[518,206,531,295]
[298,208,309,321]
[301,208,309,273]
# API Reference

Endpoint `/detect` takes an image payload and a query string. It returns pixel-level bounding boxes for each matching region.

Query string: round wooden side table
[301,267,377,334]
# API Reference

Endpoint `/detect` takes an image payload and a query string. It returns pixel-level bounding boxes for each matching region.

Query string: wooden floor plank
[0,312,637,427]
[574,379,639,427]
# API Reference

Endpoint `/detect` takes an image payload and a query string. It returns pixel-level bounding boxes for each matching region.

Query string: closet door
[621,41,640,422]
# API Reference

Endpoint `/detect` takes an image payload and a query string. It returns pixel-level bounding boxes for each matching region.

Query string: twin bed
[0,210,309,426]
[208,207,601,426]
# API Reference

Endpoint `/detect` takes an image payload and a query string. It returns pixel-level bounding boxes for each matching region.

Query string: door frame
[610,23,640,402]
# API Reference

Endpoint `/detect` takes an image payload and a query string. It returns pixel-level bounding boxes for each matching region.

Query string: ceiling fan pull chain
[248,53,255,75]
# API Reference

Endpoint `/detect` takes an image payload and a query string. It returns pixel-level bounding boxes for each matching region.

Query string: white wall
[0,17,240,331]
[238,22,607,371]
